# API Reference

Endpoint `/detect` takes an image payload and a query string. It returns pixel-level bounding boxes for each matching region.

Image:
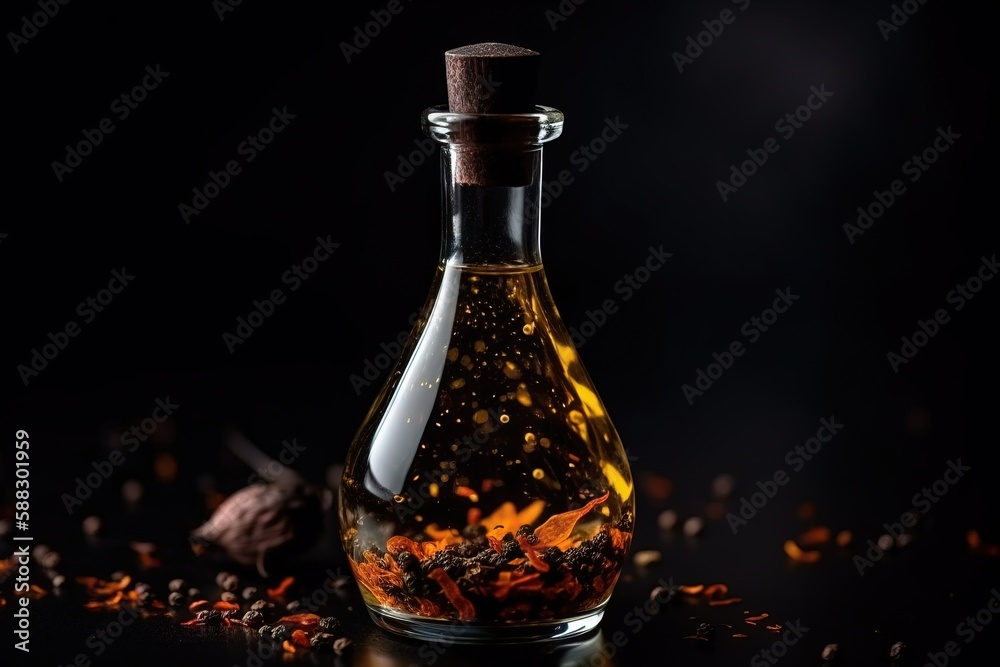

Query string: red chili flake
[533,491,610,548]
[455,486,477,499]
[784,539,821,563]
[188,600,210,612]
[745,613,769,624]
[180,618,204,627]
[414,597,441,617]
[516,534,550,573]
[467,507,482,526]
[282,640,296,654]
[212,601,240,611]
[732,633,748,638]
[291,629,310,648]
[387,535,425,560]
[487,536,503,553]
[427,569,476,620]
[277,613,322,630]
[798,526,832,546]
[708,597,743,607]
[702,583,729,598]
[766,624,783,633]
[267,576,295,599]
[968,529,982,549]
[491,572,542,601]
[682,635,709,641]
[680,584,705,595]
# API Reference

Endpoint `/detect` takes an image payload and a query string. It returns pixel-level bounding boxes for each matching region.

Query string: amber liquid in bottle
[341,264,634,633]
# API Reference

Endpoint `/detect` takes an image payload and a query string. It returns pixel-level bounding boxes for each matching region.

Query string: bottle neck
[439,145,543,268]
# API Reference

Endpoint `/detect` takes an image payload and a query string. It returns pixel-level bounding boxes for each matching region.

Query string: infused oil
[339,43,635,642]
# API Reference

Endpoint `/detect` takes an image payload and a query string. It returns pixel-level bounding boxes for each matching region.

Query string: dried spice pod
[190,434,324,576]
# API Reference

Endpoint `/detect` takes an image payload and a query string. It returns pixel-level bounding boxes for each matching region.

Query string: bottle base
[366,604,606,644]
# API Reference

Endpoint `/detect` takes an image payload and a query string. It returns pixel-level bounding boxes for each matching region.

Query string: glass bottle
[339,47,634,644]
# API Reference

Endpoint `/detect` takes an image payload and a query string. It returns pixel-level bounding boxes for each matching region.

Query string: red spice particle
[267,576,295,599]
[188,600,210,612]
[282,640,296,654]
[732,633,748,638]
[968,529,982,549]
[467,507,482,526]
[516,534,550,573]
[799,526,832,546]
[387,535,425,560]
[680,585,704,595]
[427,569,476,620]
[277,613,322,630]
[745,613,769,624]
[180,618,204,627]
[212,601,240,611]
[291,629,310,647]
[702,583,729,598]
[784,539,821,563]
[708,597,743,607]
[766,624,783,632]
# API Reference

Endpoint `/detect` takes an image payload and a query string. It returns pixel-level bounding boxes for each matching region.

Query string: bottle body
[339,106,634,642]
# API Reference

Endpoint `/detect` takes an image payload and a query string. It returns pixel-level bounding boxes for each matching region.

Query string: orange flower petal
[427,569,475,620]
[533,491,610,548]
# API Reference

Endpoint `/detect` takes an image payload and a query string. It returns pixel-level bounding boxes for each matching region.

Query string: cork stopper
[444,43,540,186]
[445,43,539,114]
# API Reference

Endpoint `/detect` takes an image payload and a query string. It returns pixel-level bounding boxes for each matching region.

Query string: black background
[3,0,999,665]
